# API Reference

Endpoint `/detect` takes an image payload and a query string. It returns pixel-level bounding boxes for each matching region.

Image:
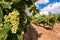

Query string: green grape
[4,10,20,34]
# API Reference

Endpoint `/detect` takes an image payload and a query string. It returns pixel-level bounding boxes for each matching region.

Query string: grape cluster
[4,10,20,34]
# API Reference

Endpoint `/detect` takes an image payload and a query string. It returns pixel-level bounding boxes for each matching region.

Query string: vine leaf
[17,33,23,40]
[0,23,11,40]
[0,7,3,24]
[0,0,12,9]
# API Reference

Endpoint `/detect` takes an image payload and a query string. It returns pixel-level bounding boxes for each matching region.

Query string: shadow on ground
[23,24,42,40]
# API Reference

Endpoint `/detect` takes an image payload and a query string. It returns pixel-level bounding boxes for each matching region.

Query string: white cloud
[41,2,60,14]
[35,0,49,7]
[35,0,49,4]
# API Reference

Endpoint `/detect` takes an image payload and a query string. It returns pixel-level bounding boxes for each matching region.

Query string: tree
[57,14,60,22]
[31,13,58,29]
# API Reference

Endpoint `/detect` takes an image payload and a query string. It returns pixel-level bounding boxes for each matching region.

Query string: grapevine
[0,0,60,40]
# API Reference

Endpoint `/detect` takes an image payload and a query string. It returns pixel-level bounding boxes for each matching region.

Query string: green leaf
[0,0,12,9]
[0,18,2,24]
[6,33,18,40]
[0,7,3,24]
[12,0,21,3]
[0,23,11,40]
[2,2,12,9]
[25,5,34,13]
[17,33,23,40]
[31,0,37,3]
[0,0,2,2]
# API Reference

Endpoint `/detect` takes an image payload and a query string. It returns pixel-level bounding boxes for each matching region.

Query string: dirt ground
[23,23,60,40]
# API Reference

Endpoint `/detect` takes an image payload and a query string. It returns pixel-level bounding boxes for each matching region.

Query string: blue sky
[35,0,60,15]
[38,0,60,9]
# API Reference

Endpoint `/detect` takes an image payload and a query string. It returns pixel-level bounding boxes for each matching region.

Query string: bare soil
[23,23,60,40]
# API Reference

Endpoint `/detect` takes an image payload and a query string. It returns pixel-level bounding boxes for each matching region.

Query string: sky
[35,0,60,15]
